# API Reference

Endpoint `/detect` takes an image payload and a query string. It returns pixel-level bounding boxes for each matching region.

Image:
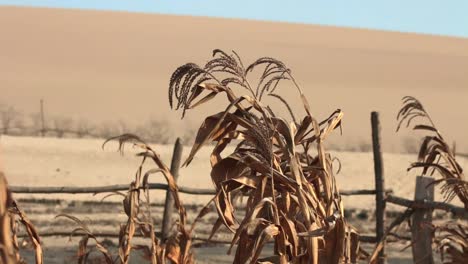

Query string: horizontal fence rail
[9,183,215,195]
[0,127,100,138]
[17,231,378,244]
[11,184,465,217]
[387,195,467,218]
[9,184,389,197]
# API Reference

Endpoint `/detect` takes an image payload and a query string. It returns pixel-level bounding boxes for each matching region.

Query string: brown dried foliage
[169,49,361,263]
[0,171,16,264]
[397,96,467,208]
[1,172,43,264]
[397,96,468,263]
[59,134,195,263]
[433,222,468,264]
[55,214,114,263]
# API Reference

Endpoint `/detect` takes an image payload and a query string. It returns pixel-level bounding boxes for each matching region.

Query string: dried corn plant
[397,96,467,208]
[106,134,196,264]
[0,171,43,264]
[9,201,43,264]
[55,214,114,263]
[169,49,360,263]
[397,96,468,263]
[59,134,195,264]
[433,222,468,264]
[0,171,16,264]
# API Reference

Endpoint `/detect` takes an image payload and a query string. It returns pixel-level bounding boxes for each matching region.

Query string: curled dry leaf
[434,222,468,264]
[60,135,196,264]
[1,171,43,264]
[397,96,467,208]
[0,172,16,264]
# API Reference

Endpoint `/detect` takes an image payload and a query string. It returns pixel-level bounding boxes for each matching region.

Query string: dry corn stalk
[397,96,468,263]
[55,214,113,263]
[0,171,16,264]
[397,96,467,208]
[433,222,468,264]
[169,49,361,263]
[60,135,195,263]
[105,135,195,264]
[1,171,43,264]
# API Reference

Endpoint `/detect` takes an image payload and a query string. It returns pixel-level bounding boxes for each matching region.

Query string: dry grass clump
[434,222,468,263]
[54,214,114,263]
[397,96,468,263]
[397,96,467,208]
[0,171,16,263]
[58,134,196,263]
[169,49,361,263]
[0,172,43,264]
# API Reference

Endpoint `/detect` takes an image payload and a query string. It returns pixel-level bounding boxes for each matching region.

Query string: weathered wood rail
[387,194,467,217]
[9,184,387,196]
[17,231,379,244]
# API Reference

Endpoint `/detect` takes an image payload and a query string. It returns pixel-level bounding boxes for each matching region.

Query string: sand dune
[1,6,467,151]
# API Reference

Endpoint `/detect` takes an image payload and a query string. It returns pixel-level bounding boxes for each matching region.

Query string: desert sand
[1,6,468,152]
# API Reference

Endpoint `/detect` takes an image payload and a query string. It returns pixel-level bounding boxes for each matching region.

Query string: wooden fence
[0,99,97,138]
[8,112,467,263]
[368,111,466,264]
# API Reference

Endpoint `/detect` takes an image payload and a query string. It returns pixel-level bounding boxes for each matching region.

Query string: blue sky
[1,0,467,38]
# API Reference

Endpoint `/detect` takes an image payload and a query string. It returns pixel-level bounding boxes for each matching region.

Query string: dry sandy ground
[1,6,468,152]
[8,199,428,263]
[18,240,416,264]
[14,194,417,263]
[2,135,464,263]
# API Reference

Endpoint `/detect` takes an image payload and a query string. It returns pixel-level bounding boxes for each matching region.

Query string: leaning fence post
[161,138,183,241]
[371,111,386,264]
[411,176,435,264]
[40,99,45,137]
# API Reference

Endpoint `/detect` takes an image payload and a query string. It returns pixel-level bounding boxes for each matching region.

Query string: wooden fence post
[371,111,386,264]
[161,138,183,241]
[411,176,434,264]
[40,99,45,137]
